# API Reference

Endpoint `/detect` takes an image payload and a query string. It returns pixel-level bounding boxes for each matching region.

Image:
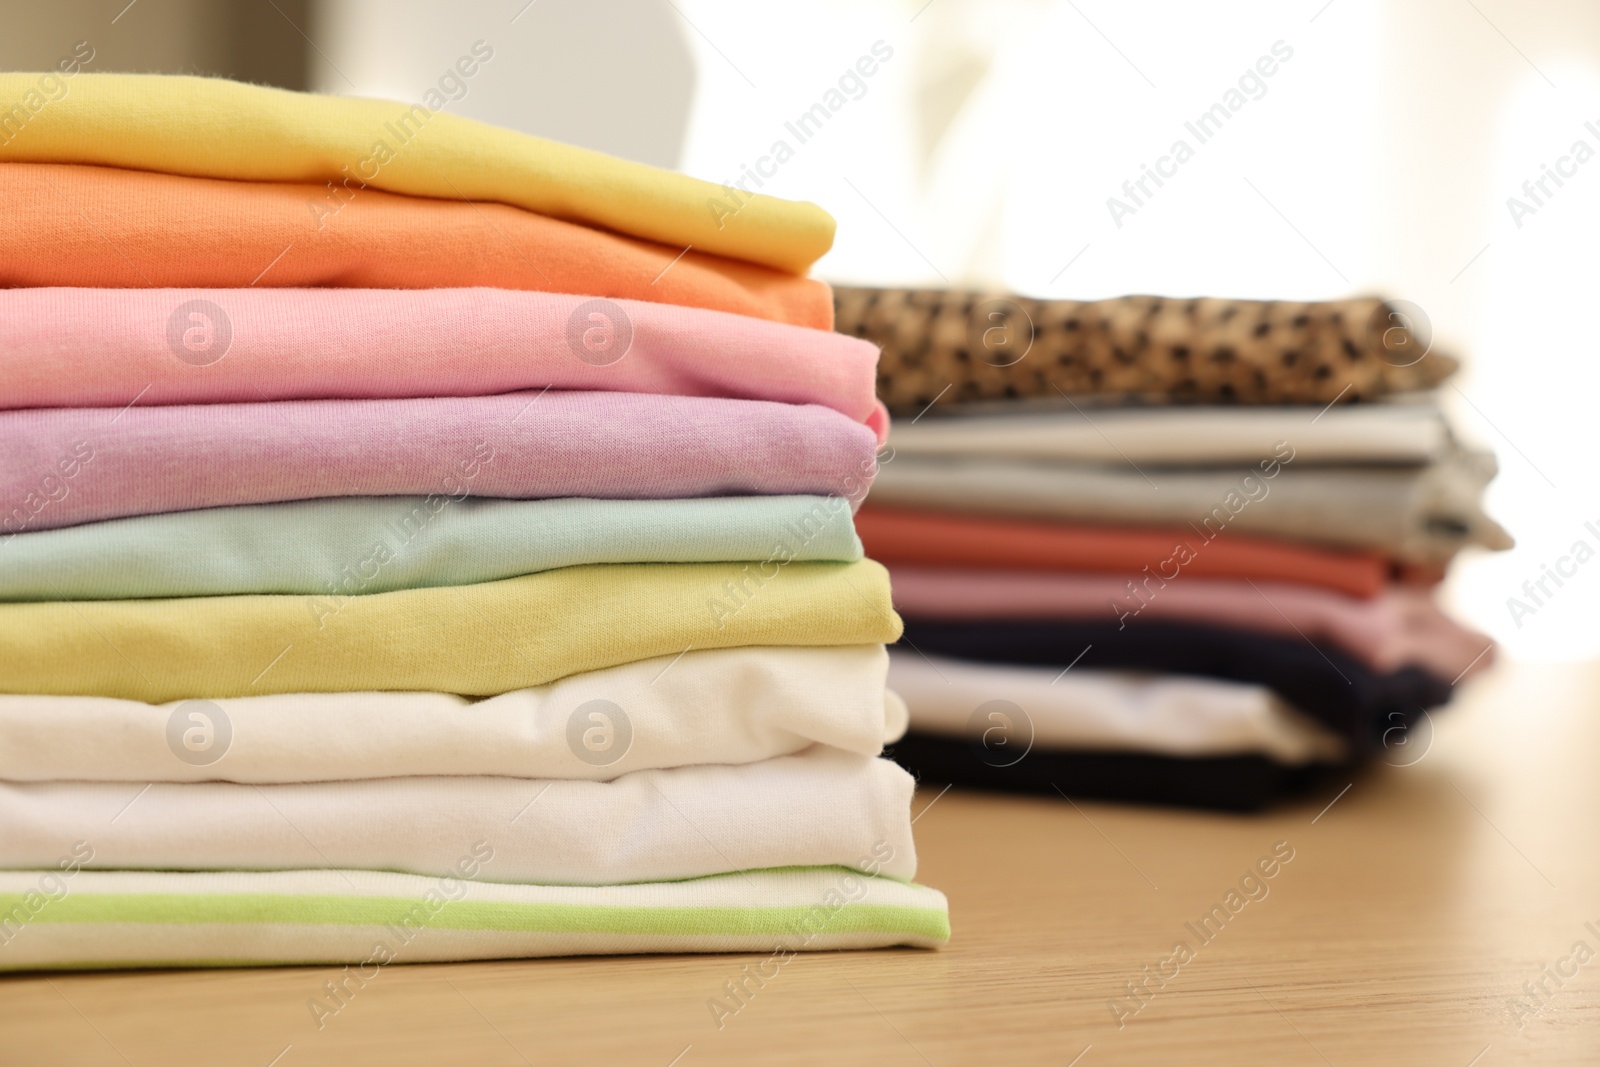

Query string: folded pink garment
[0,392,879,532]
[888,566,1494,682]
[0,288,889,444]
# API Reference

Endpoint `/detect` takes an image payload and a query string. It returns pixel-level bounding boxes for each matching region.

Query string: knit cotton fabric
[0,391,881,531]
[0,645,904,783]
[0,561,902,701]
[0,867,950,971]
[0,165,831,327]
[0,748,918,886]
[0,495,863,600]
[0,72,833,273]
[0,288,884,434]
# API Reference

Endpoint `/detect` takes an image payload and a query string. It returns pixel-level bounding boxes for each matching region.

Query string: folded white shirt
[888,399,1449,466]
[0,645,905,783]
[889,651,1346,765]
[0,747,918,885]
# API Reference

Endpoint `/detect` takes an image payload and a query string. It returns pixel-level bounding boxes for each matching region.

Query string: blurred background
[7,0,1596,659]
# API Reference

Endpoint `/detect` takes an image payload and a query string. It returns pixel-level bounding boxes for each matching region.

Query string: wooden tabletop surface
[4,659,1595,1066]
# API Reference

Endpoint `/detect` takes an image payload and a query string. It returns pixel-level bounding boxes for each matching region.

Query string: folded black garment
[889,732,1342,812]
[896,618,1450,750]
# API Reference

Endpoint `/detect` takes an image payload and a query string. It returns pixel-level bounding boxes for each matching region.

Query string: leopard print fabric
[834,288,1459,415]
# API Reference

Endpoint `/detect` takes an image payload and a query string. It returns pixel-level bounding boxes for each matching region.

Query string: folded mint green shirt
[0,495,860,600]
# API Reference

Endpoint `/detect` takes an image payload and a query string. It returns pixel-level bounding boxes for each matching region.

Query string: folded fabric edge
[0,72,836,274]
[887,732,1351,813]
[0,866,949,970]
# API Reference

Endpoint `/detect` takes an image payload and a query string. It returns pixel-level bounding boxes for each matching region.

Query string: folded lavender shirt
[0,391,880,532]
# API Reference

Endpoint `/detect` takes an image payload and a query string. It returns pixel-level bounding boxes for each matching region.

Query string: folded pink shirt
[0,392,880,532]
[887,566,1494,682]
[0,288,888,443]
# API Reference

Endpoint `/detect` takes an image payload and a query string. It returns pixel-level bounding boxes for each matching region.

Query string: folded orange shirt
[0,164,830,328]
[855,505,1392,598]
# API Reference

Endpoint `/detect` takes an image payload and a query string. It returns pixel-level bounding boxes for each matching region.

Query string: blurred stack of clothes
[837,288,1507,810]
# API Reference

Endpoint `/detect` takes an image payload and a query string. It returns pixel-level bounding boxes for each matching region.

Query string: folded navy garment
[888,733,1341,812]
[895,618,1451,750]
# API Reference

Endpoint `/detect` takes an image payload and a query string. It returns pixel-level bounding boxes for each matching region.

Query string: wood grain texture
[2,660,1595,1065]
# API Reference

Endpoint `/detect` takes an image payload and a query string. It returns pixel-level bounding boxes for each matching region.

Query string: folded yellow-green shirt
[0,561,900,702]
[0,71,833,274]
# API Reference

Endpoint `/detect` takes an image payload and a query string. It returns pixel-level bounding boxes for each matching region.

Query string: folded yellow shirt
[0,72,833,274]
[0,562,900,702]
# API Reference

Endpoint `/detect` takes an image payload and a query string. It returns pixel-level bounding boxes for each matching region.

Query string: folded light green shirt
[0,495,860,600]
[0,867,950,971]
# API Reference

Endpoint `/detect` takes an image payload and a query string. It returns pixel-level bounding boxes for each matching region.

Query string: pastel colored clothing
[0,646,904,783]
[0,288,884,435]
[0,560,902,702]
[0,749,915,886]
[855,505,1392,598]
[0,495,862,600]
[0,72,832,273]
[0,391,879,532]
[0,165,830,327]
[887,568,1494,682]
[0,867,950,971]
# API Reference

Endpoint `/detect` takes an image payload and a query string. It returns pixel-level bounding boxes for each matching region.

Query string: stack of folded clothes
[837,287,1506,811]
[0,73,948,971]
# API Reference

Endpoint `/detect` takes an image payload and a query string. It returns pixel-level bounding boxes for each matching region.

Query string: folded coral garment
[888,568,1494,681]
[0,867,950,971]
[0,749,916,885]
[888,401,1449,466]
[0,560,901,702]
[836,287,1457,413]
[0,72,831,273]
[0,288,883,433]
[0,496,861,601]
[0,165,829,327]
[887,652,1346,764]
[888,736,1330,812]
[856,506,1391,598]
[0,646,902,783]
[870,451,1509,563]
[896,618,1449,748]
[0,391,878,532]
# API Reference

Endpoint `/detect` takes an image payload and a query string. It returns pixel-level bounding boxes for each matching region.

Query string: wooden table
[5,661,1596,1065]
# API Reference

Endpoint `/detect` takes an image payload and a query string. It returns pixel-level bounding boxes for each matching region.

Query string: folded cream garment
[0,390,879,532]
[0,748,917,886]
[0,867,950,971]
[887,401,1449,466]
[0,72,832,273]
[0,288,885,439]
[0,560,902,702]
[0,495,861,601]
[869,449,1510,563]
[888,568,1494,681]
[888,651,1347,765]
[0,646,904,783]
